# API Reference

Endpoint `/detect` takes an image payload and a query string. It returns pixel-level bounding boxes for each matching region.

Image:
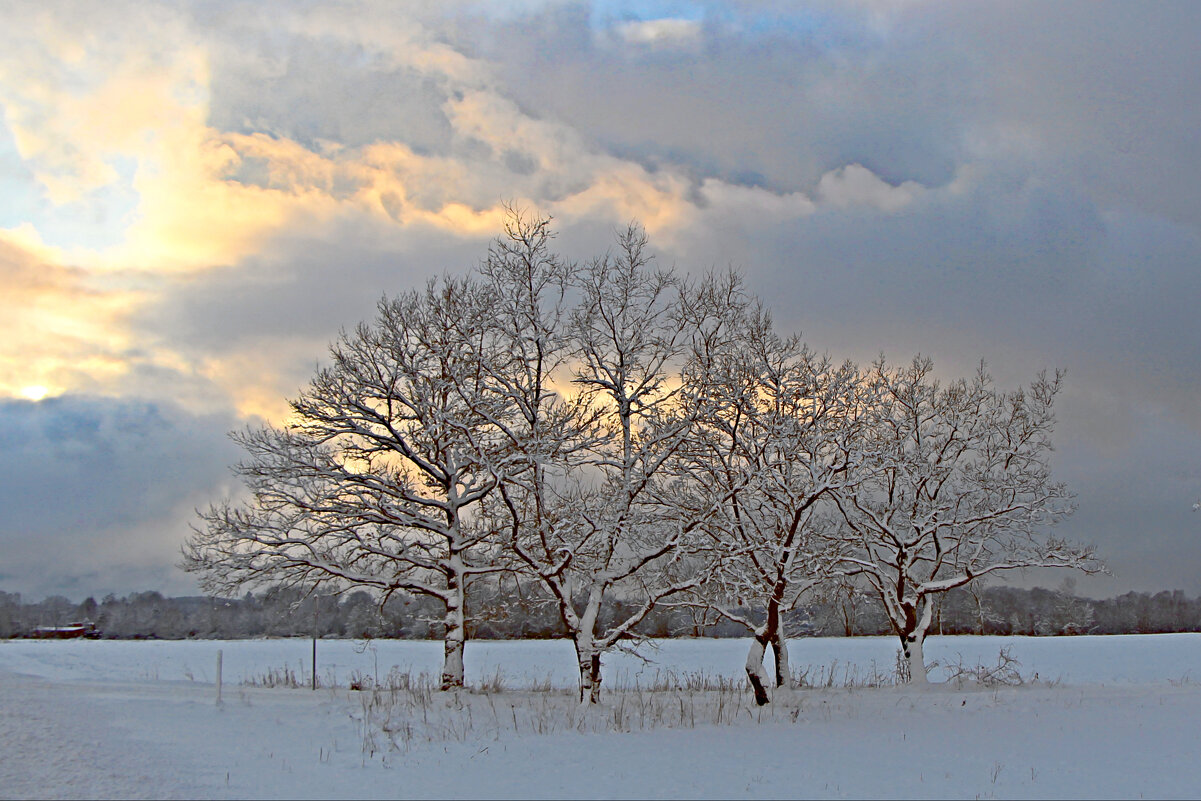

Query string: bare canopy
[186,213,1102,699]
[185,277,510,690]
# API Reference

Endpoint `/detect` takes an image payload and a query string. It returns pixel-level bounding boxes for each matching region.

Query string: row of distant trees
[4,581,1199,642]
[183,211,1100,703]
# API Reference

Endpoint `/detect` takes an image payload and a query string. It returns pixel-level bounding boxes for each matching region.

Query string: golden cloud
[0,226,141,399]
[0,5,208,205]
[194,336,330,423]
[0,4,934,420]
[1,4,867,281]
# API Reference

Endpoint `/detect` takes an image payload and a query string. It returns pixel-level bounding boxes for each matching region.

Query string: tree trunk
[440,572,466,691]
[899,630,928,684]
[747,592,784,705]
[574,638,602,704]
[894,596,932,685]
[972,589,988,635]
[770,630,790,688]
[745,635,771,706]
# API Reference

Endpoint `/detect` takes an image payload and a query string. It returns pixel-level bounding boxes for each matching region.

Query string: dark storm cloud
[456,1,974,192]
[7,1,1199,598]
[1055,400,1201,595]
[135,225,493,354]
[0,396,242,600]
[451,0,1201,237]
[200,18,457,154]
[949,1,1201,228]
[152,1,1201,594]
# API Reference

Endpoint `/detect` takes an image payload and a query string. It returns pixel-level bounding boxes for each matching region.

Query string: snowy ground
[3,634,1201,799]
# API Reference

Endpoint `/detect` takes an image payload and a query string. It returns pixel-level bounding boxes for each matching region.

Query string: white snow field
[3,634,1201,799]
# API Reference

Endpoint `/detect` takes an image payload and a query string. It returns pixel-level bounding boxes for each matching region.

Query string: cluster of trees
[9,583,1201,642]
[183,211,1100,703]
[0,588,439,641]
[951,583,1201,637]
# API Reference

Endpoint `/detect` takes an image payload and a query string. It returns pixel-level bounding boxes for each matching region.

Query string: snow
[3,634,1201,799]
[5,633,1200,688]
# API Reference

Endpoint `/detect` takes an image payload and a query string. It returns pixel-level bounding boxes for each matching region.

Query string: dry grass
[239,648,1035,756]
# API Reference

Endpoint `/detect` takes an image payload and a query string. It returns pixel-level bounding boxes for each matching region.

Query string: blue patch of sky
[434,1,874,52]
[0,118,140,251]
[731,8,869,50]
[587,1,870,49]
[589,0,704,26]
[0,119,38,230]
[51,156,142,252]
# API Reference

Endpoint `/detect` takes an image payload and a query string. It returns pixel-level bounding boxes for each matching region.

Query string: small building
[31,621,100,639]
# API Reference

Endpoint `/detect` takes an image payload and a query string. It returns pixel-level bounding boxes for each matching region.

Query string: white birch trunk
[903,596,936,685]
[575,644,601,705]
[901,631,928,684]
[575,591,603,704]
[441,568,466,690]
[745,635,771,706]
[771,632,791,689]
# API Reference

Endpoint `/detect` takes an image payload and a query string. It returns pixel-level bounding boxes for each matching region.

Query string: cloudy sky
[1,0,1198,601]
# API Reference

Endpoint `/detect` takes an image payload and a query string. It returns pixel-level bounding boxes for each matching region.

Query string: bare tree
[469,209,617,701]
[1040,577,1095,635]
[184,277,511,690]
[674,307,866,704]
[814,576,874,637]
[830,357,1101,683]
[964,578,1002,635]
[493,222,739,703]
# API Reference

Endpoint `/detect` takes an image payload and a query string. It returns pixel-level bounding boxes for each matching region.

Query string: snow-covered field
[3,634,1201,799]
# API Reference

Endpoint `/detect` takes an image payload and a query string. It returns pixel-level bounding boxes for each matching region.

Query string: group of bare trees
[184,212,1101,704]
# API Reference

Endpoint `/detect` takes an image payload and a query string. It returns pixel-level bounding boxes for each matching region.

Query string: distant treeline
[2,581,1198,640]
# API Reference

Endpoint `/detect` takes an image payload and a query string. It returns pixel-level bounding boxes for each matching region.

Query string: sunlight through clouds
[0,225,141,400]
[0,0,887,410]
[0,1,1198,598]
[0,5,209,207]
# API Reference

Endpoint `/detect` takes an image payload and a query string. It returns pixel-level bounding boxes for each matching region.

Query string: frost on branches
[485,218,744,703]
[185,277,512,690]
[671,305,868,704]
[186,211,1103,701]
[829,357,1103,683]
